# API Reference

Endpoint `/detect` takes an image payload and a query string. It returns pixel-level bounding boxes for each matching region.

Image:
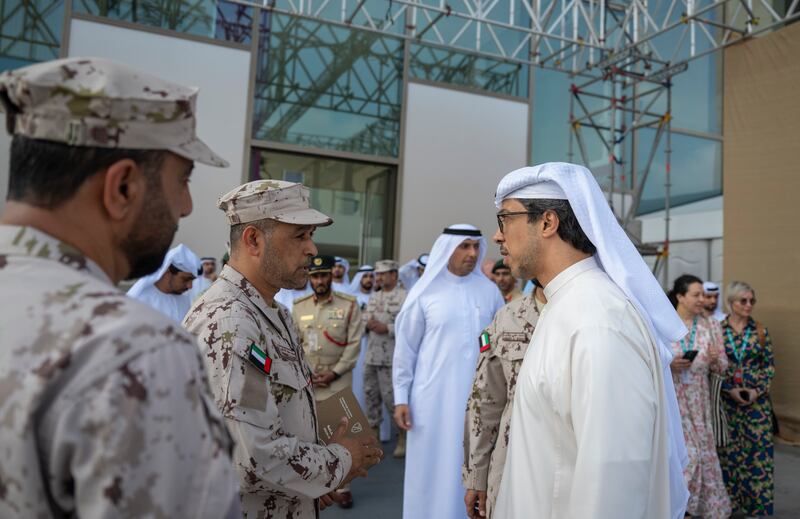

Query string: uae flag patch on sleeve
[479,331,491,353]
[249,343,272,373]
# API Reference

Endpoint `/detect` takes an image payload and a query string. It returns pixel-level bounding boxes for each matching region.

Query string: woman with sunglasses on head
[718,281,775,517]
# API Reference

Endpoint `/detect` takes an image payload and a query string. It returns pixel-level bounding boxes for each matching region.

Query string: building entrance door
[250,148,396,273]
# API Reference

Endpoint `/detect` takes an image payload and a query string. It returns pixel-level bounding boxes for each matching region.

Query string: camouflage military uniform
[0,226,238,518]
[292,291,362,401]
[184,265,352,518]
[362,285,407,427]
[462,293,541,517]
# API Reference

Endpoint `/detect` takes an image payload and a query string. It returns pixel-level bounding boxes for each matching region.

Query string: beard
[121,178,178,280]
[510,235,541,281]
[260,248,310,290]
[312,282,331,297]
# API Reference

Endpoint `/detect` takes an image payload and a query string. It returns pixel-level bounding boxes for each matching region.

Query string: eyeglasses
[496,211,537,233]
[737,297,757,306]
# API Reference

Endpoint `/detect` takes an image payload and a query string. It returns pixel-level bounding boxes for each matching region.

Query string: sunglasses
[496,211,537,233]
[737,297,756,306]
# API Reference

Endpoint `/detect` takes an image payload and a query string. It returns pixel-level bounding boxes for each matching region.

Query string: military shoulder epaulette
[294,293,314,304]
[333,291,357,302]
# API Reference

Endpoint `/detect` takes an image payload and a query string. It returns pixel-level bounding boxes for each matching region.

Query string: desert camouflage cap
[374,260,399,273]
[217,179,333,226]
[0,57,227,167]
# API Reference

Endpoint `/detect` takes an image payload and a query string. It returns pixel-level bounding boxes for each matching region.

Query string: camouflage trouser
[363,364,393,428]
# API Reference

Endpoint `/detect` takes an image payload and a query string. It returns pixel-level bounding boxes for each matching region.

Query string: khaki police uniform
[462,293,542,517]
[362,285,407,427]
[292,291,363,401]
[502,287,524,303]
[0,57,238,518]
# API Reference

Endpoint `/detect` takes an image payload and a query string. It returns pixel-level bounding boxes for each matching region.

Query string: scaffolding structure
[241,0,800,281]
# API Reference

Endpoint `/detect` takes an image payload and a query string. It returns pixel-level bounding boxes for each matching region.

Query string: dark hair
[7,135,164,208]
[229,218,276,251]
[667,274,703,308]
[518,198,596,255]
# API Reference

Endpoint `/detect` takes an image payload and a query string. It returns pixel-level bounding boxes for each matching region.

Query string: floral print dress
[718,317,775,516]
[670,316,732,519]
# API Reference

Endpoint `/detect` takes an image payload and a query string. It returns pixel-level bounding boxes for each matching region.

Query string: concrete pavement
[323,438,800,518]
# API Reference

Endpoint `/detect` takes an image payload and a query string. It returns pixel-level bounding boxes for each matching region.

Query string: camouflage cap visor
[248,343,272,373]
[272,207,333,227]
[169,136,229,168]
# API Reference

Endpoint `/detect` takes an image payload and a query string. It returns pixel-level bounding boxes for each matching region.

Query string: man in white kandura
[393,224,505,519]
[493,163,689,519]
[127,243,200,323]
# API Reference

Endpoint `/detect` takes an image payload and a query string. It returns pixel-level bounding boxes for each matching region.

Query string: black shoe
[338,491,354,509]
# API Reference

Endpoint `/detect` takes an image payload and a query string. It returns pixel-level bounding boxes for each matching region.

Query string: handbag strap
[755,320,766,348]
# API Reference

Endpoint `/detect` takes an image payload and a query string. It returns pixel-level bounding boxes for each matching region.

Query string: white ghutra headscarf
[399,224,488,314]
[127,244,200,298]
[495,162,689,519]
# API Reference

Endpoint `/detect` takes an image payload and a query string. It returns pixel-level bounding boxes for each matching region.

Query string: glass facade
[252,14,404,157]
[0,1,64,72]
[532,39,723,214]
[636,130,722,214]
[409,44,528,97]
[74,0,254,43]
[408,0,530,98]
[250,149,395,265]
[0,0,733,252]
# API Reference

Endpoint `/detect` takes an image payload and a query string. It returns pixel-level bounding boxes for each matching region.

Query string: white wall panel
[668,240,710,282]
[68,19,250,259]
[399,82,529,262]
[710,237,724,285]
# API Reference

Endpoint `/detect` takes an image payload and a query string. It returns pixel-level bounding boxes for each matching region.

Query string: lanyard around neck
[725,324,752,364]
[680,317,698,353]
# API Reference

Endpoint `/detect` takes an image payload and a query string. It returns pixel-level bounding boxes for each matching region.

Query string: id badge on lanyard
[733,368,744,386]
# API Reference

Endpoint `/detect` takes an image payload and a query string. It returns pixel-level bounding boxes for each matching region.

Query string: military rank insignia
[479,331,491,352]
[249,343,272,373]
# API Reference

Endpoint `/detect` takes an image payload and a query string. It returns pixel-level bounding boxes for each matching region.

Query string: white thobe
[394,270,504,519]
[495,257,671,519]
[333,281,351,295]
[352,290,371,408]
[128,284,193,324]
[188,275,214,302]
[274,286,312,312]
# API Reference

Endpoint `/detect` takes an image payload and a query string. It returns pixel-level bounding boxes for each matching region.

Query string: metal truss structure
[0,0,63,63]
[73,1,255,43]
[252,13,404,156]
[241,0,800,77]
[241,0,798,282]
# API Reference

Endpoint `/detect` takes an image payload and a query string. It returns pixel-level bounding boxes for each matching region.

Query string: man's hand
[366,318,389,335]
[319,491,343,510]
[330,418,384,485]
[464,489,488,518]
[394,404,412,430]
[313,370,337,388]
